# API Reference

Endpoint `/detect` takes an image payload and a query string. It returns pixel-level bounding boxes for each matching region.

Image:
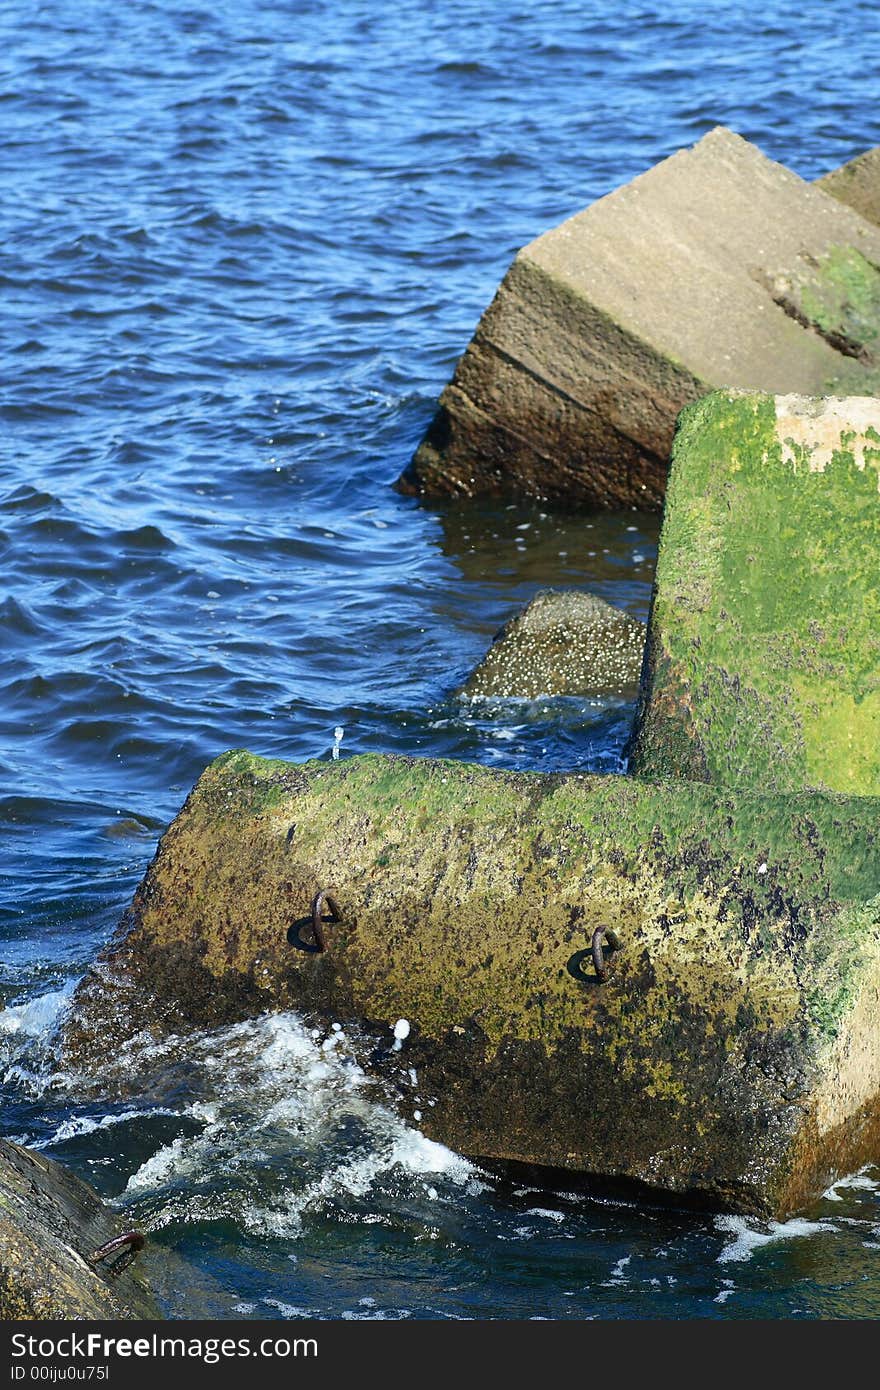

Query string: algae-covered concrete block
[629,391,880,794]
[459,588,645,699]
[0,1139,161,1319]
[64,751,880,1217]
[817,146,880,229]
[401,127,880,509]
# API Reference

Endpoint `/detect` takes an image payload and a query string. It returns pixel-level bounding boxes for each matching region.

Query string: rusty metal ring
[591,927,621,982]
[310,889,341,952]
[90,1230,146,1264]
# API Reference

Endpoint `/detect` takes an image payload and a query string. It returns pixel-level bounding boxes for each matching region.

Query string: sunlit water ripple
[2,0,880,1319]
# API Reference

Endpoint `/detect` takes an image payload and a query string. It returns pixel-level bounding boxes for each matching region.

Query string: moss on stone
[630,391,880,795]
[64,752,880,1215]
[803,893,880,1041]
[795,245,880,361]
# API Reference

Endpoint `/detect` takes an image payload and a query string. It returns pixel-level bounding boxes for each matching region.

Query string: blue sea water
[2,0,880,1319]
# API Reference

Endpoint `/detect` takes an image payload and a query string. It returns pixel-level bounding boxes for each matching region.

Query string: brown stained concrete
[817,146,880,229]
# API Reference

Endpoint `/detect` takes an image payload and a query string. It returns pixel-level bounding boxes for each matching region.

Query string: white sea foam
[0,982,74,1038]
[822,1167,880,1201]
[41,1107,179,1146]
[601,1254,632,1286]
[340,1306,412,1320]
[715,1214,835,1264]
[262,1299,317,1319]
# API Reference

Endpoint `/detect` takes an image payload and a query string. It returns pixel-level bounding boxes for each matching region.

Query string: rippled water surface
[2,0,880,1319]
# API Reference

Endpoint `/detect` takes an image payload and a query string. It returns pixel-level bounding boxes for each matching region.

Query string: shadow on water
[430,496,659,627]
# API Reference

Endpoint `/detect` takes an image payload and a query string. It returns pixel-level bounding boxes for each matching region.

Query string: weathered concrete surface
[0,1138,160,1319]
[817,146,880,229]
[63,751,880,1217]
[629,391,880,795]
[459,589,645,699]
[401,127,880,509]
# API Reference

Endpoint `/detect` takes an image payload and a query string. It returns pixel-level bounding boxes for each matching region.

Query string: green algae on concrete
[64,751,880,1217]
[459,588,645,699]
[767,245,880,383]
[0,1139,161,1320]
[629,391,880,796]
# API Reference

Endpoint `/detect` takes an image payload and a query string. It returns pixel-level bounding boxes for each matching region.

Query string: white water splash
[241,1119,474,1240]
[119,1011,477,1237]
[2,983,476,1243]
[0,983,74,1038]
[39,1107,181,1147]
[0,982,79,1097]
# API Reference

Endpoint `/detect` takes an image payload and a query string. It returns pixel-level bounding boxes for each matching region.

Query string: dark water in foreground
[2,0,880,1319]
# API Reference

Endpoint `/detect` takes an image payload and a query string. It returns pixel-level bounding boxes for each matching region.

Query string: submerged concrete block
[817,146,880,229]
[401,128,880,509]
[459,589,645,699]
[64,751,880,1217]
[629,391,880,795]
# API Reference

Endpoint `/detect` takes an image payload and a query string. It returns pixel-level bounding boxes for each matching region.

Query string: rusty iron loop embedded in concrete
[90,1230,146,1264]
[591,926,622,982]
[310,889,342,952]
